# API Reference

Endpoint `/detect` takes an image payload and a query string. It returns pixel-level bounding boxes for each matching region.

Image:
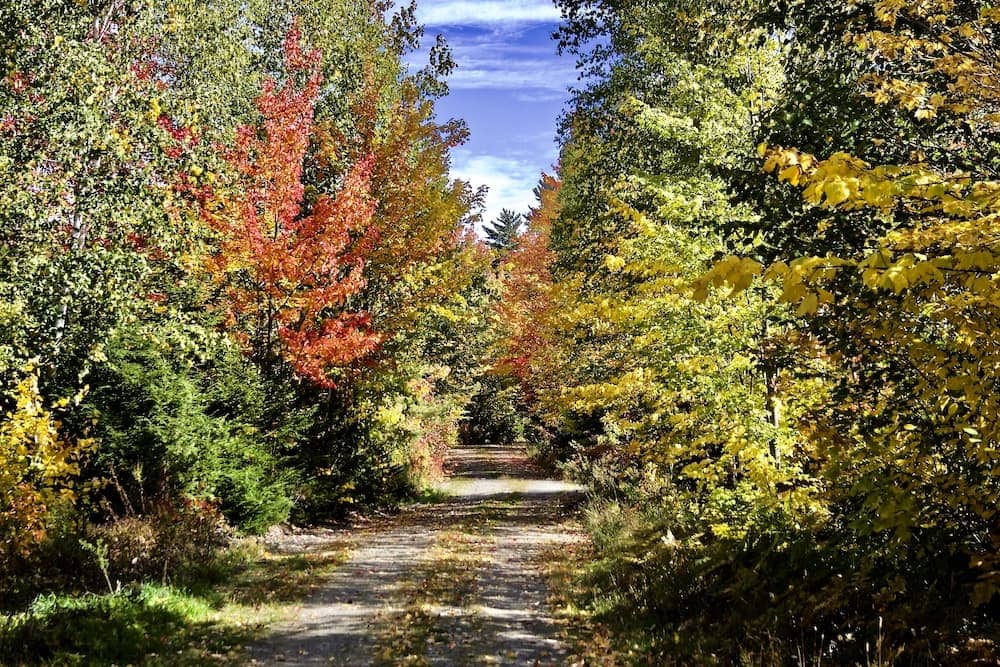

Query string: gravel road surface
[249,444,584,666]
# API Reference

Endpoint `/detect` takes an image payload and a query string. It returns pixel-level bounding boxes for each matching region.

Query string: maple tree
[494,174,560,396]
[202,25,380,388]
[317,74,479,339]
[0,0,486,578]
[281,40,489,515]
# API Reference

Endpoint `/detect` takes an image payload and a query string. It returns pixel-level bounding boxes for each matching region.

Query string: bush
[459,374,525,445]
[85,324,293,534]
[575,463,999,665]
[0,368,92,572]
[92,497,229,586]
[0,584,216,664]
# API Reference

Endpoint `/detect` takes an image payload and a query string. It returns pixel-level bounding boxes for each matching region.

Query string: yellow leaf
[823,178,851,207]
[604,254,626,272]
[796,293,819,316]
[779,165,801,186]
[764,261,789,280]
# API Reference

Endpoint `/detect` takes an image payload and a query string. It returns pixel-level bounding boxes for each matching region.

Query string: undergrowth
[550,495,1000,666]
[0,540,350,666]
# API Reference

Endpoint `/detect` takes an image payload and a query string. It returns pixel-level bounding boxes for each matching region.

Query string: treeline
[495,0,1000,662]
[0,0,495,598]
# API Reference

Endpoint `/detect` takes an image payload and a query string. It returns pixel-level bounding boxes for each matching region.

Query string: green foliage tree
[0,0,490,589]
[503,0,1000,661]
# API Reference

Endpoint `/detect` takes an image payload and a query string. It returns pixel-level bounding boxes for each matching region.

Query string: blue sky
[408,0,575,228]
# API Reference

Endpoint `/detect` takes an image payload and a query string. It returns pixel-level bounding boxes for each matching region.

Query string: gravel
[248,444,584,666]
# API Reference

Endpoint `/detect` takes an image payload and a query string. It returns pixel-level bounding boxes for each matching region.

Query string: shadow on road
[249,443,585,666]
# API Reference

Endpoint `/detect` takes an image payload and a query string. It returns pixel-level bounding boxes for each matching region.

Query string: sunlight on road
[250,444,584,666]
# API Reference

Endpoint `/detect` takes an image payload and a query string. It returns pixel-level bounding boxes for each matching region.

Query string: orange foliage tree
[495,173,562,398]
[202,26,380,387]
[319,77,479,338]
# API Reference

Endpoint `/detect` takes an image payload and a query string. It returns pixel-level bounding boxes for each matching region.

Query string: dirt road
[248,444,584,665]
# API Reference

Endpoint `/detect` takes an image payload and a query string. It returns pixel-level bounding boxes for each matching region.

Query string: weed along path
[248,443,585,665]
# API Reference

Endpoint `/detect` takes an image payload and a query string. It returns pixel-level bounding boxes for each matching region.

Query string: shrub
[85,324,293,534]
[0,367,93,570]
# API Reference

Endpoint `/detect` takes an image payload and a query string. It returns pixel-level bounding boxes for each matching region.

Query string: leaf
[778,165,801,186]
[795,292,818,316]
[822,178,851,206]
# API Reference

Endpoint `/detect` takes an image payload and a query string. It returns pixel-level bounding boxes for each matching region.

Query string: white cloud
[448,59,575,91]
[433,39,575,92]
[415,0,560,26]
[402,9,574,94]
[513,89,569,103]
[451,153,551,231]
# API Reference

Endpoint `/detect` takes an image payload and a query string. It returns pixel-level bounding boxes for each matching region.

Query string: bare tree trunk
[52,208,89,355]
[761,314,781,465]
[765,364,781,464]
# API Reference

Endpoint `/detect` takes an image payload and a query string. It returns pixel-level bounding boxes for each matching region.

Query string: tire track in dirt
[249,444,584,666]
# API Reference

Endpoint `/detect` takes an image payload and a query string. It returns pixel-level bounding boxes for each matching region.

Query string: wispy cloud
[513,90,569,103]
[448,59,575,92]
[430,33,574,93]
[451,153,551,228]
[399,2,569,236]
[415,0,560,26]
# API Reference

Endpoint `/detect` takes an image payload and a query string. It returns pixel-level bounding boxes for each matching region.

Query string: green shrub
[576,476,998,665]
[459,374,525,445]
[85,324,293,533]
[0,584,215,664]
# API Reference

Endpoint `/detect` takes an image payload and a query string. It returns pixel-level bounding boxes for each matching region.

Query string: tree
[494,175,560,393]
[736,0,1000,614]
[483,209,524,251]
[541,0,1000,659]
[0,0,485,556]
[0,366,93,568]
[201,25,380,389]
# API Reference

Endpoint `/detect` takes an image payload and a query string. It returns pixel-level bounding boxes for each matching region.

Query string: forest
[1,0,999,664]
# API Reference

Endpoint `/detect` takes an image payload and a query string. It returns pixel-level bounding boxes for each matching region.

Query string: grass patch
[408,486,452,505]
[0,584,253,666]
[0,540,351,666]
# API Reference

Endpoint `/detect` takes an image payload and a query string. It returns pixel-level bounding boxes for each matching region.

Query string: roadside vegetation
[0,538,350,665]
[3,0,1000,664]
[495,0,1000,663]
[0,0,498,660]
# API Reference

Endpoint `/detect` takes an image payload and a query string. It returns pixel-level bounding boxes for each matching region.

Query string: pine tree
[483,209,524,251]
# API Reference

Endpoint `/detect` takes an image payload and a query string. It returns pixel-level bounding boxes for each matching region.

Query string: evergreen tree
[483,209,524,251]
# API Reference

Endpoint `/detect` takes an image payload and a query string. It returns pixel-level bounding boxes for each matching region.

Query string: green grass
[0,584,249,666]
[408,486,452,505]
[0,542,351,666]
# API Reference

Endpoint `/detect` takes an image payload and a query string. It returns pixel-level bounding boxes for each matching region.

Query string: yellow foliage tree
[707,0,1000,603]
[0,367,93,565]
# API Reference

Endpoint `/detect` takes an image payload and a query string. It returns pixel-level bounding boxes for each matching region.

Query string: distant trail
[248,444,584,666]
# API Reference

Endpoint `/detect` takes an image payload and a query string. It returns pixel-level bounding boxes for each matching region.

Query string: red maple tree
[204,24,380,387]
